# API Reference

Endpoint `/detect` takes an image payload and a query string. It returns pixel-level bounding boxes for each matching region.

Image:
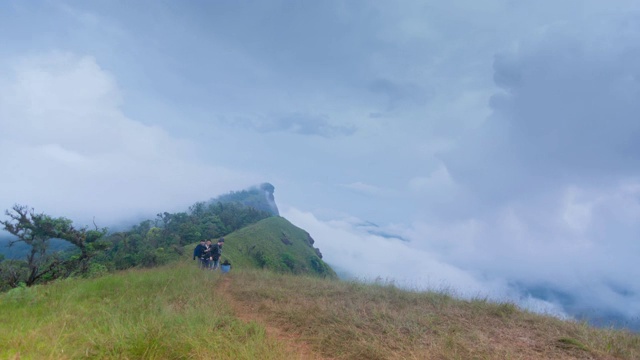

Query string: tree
[0,205,108,287]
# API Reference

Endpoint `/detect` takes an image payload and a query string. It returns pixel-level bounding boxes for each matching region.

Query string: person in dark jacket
[193,240,206,268]
[210,238,224,270]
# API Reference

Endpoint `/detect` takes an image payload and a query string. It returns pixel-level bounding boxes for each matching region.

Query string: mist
[1,0,639,330]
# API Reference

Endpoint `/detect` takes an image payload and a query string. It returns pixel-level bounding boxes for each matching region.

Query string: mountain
[0,236,73,260]
[0,182,332,290]
[215,216,335,278]
[211,182,279,216]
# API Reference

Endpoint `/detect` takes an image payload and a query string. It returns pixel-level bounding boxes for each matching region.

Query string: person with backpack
[210,238,224,270]
[193,240,206,268]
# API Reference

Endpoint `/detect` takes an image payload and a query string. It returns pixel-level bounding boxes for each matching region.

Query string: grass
[2,261,639,359]
[227,270,640,360]
[0,262,289,359]
[221,217,336,278]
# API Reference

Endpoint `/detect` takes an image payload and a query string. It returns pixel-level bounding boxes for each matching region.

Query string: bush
[309,256,327,275]
[280,253,296,272]
[85,263,109,278]
[253,250,268,268]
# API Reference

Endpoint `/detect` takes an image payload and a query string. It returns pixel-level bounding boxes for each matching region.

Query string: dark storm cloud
[444,15,640,203]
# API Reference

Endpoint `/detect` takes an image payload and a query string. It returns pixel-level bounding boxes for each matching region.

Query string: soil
[219,275,330,360]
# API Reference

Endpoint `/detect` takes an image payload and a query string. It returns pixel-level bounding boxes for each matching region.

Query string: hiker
[202,240,213,269]
[210,237,224,270]
[193,240,206,268]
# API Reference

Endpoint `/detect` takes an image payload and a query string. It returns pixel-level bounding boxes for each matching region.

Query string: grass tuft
[558,337,590,352]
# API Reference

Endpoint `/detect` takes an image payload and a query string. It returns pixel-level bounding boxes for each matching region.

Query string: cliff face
[259,183,280,216]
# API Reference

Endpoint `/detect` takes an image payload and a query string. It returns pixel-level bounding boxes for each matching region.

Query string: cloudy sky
[1,1,640,327]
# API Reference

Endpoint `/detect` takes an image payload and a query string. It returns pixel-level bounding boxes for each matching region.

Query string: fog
[1,0,639,328]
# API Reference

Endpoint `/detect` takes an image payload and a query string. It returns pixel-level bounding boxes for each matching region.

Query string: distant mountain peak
[259,182,279,216]
[212,182,280,216]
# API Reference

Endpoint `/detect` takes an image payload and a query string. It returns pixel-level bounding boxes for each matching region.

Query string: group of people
[193,238,224,270]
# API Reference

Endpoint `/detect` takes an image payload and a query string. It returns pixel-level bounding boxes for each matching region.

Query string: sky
[1,0,640,328]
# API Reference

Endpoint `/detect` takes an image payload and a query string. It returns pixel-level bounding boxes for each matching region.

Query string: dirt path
[219,275,329,360]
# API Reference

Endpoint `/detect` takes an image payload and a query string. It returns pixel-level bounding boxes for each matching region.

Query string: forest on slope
[0,183,330,291]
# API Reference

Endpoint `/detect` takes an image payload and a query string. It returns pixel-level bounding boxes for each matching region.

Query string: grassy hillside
[2,262,639,359]
[213,216,336,278]
[0,263,287,359]
[229,271,640,359]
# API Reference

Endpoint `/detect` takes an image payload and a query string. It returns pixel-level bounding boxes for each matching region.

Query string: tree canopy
[0,205,108,289]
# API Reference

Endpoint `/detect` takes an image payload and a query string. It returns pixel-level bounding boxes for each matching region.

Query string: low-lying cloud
[287,13,640,329]
[0,53,256,226]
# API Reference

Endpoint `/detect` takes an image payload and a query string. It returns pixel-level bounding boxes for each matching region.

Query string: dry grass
[226,270,640,360]
[2,262,638,359]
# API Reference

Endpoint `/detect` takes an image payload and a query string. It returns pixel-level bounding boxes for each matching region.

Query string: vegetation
[2,183,638,359]
[0,196,273,291]
[0,263,289,359]
[0,183,327,292]
[2,261,639,359]
[225,270,640,359]
[213,182,279,216]
[97,200,272,271]
[0,205,109,290]
[210,216,335,278]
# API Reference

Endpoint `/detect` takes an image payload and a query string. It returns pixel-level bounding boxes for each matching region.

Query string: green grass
[0,262,289,359]
[2,259,639,359]
[0,260,640,359]
[219,216,336,278]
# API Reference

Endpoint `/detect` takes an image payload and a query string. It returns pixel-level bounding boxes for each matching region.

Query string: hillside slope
[227,271,640,359]
[215,216,336,278]
[2,263,639,359]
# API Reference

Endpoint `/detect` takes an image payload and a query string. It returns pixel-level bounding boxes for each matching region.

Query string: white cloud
[282,206,496,296]
[283,206,573,318]
[283,177,640,323]
[0,53,256,225]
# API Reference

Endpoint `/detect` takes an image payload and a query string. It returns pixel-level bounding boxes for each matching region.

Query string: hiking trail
[219,275,329,360]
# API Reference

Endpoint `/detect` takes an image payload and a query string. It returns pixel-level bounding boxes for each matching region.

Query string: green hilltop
[212,216,336,278]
